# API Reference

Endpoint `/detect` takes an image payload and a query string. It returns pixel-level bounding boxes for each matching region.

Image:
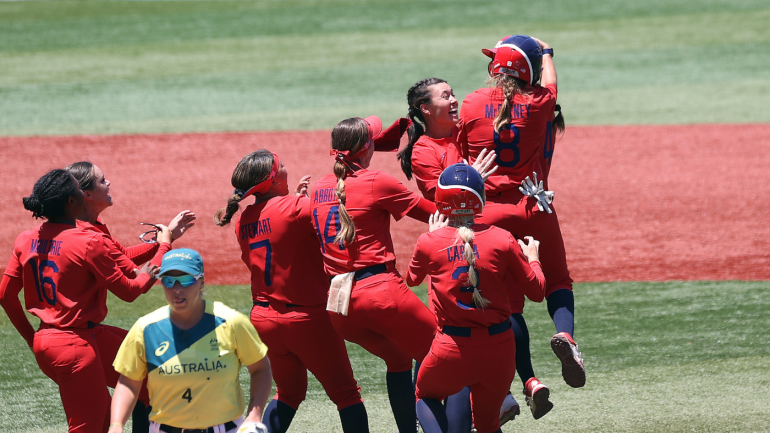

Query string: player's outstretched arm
[295,174,311,197]
[108,375,142,433]
[169,210,196,241]
[244,357,272,424]
[532,37,556,88]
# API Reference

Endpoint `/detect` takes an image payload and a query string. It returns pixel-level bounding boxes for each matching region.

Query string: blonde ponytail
[456,222,489,309]
[488,74,529,134]
[333,161,356,244]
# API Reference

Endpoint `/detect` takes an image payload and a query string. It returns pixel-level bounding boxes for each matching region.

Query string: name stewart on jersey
[485,103,531,119]
[313,188,337,204]
[28,239,63,256]
[239,218,272,240]
[446,244,480,262]
[157,359,227,375]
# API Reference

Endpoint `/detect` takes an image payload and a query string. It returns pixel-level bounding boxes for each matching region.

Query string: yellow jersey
[114,301,268,429]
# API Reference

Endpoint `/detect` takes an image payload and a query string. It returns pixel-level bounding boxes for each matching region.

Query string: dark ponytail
[214,150,275,226]
[23,169,80,220]
[397,77,447,180]
[553,104,565,135]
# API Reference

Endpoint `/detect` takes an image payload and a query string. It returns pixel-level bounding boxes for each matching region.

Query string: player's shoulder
[211,301,249,323]
[474,223,511,238]
[134,305,171,330]
[418,226,454,244]
[463,87,493,101]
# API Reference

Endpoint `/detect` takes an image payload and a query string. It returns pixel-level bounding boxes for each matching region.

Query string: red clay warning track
[2,124,769,284]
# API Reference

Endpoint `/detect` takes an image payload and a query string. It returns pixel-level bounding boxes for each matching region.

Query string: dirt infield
[2,124,769,284]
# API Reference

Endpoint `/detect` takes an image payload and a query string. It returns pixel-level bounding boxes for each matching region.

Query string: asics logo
[155,341,170,356]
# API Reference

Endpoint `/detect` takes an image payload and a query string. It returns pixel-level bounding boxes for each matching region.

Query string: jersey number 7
[249,240,273,286]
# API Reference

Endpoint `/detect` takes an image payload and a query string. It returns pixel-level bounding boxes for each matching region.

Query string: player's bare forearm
[245,357,272,423]
[108,375,142,432]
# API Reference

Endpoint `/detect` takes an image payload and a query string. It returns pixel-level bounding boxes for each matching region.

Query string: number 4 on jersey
[182,388,192,403]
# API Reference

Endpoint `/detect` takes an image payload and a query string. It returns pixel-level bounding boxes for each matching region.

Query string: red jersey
[458,84,557,199]
[236,195,329,306]
[406,224,545,328]
[78,220,160,276]
[310,169,422,276]
[3,223,156,328]
[540,111,557,190]
[411,128,463,201]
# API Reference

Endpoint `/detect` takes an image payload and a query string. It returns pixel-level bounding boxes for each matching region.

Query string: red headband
[330,116,378,170]
[235,152,280,201]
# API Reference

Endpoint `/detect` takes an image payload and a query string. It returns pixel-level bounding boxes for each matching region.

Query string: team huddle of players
[0,35,584,433]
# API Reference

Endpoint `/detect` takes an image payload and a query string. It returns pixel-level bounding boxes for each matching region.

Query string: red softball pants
[328,271,436,372]
[479,194,573,302]
[415,327,516,433]
[250,303,364,410]
[32,324,150,433]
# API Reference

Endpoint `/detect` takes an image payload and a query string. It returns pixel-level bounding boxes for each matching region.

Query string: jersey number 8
[493,123,521,168]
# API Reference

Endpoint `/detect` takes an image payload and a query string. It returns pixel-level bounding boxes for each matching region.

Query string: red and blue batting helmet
[435,163,486,216]
[483,35,543,85]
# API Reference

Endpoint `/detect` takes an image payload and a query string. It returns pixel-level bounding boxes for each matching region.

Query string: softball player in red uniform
[0,169,171,433]
[407,163,545,433]
[310,116,437,433]
[65,161,196,277]
[399,75,558,423]
[214,150,369,433]
[458,36,585,404]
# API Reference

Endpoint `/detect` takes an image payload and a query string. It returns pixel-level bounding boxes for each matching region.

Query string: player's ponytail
[214,150,274,226]
[23,169,81,221]
[489,74,528,134]
[455,217,490,309]
[330,118,368,245]
[553,103,565,135]
[398,77,447,180]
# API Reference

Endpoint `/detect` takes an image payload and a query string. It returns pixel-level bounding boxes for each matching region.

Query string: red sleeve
[371,171,423,221]
[84,236,155,302]
[0,275,34,347]
[411,144,443,201]
[148,242,171,268]
[406,198,436,223]
[102,237,141,277]
[294,196,317,237]
[406,235,430,287]
[124,242,160,265]
[505,235,545,303]
[545,83,557,99]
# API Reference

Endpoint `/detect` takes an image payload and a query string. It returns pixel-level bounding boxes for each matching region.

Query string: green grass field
[1,0,770,136]
[2,1,770,432]
[1,281,768,432]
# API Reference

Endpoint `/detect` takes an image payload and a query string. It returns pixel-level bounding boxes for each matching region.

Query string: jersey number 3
[28,258,58,306]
